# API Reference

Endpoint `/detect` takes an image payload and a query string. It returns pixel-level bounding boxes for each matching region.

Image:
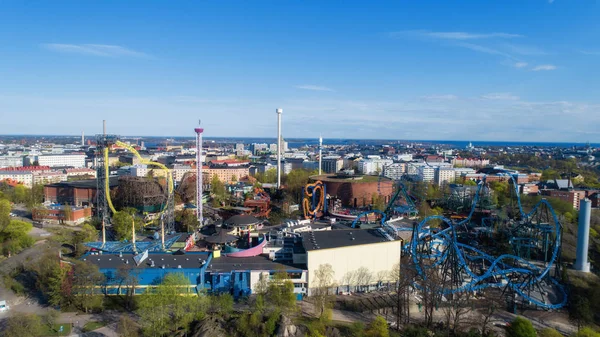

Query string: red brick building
[32,206,92,224]
[44,177,119,207]
[310,174,393,208]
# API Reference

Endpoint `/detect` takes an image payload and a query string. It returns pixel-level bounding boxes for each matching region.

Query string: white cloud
[514,62,528,68]
[41,43,149,57]
[391,30,523,40]
[503,43,547,56]
[549,0,554,3]
[295,85,335,92]
[420,94,458,100]
[532,64,557,71]
[480,93,520,100]
[455,42,513,59]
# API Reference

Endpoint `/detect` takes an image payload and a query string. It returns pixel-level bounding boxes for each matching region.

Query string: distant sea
[139,136,598,149]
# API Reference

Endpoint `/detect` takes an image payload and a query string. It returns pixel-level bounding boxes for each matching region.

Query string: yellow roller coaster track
[104,141,174,223]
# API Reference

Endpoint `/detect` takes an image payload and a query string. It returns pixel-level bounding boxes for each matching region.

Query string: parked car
[0,300,9,312]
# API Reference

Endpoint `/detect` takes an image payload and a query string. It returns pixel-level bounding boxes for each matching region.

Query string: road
[300,298,576,336]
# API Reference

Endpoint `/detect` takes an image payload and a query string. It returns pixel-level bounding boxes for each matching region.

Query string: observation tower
[195,125,204,226]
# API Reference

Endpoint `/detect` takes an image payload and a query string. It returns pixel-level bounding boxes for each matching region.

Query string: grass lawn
[82,320,107,332]
[41,323,72,336]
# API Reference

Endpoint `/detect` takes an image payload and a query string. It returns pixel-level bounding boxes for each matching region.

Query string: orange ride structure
[303,180,326,219]
[244,186,271,218]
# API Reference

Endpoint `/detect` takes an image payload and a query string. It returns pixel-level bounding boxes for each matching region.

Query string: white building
[383,163,406,180]
[0,171,34,187]
[33,154,86,168]
[33,171,67,185]
[417,166,436,183]
[453,167,476,181]
[171,165,194,182]
[0,156,23,168]
[357,158,394,175]
[436,168,455,186]
[301,230,401,295]
[394,154,413,162]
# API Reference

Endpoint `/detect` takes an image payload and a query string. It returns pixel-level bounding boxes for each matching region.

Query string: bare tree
[342,271,357,293]
[312,264,336,319]
[355,267,373,292]
[479,289,505,336]
[420,262,443,328]
[390,257,415,328]
[442,290,473,334]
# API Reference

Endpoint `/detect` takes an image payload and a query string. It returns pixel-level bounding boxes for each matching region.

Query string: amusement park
[80,117,583,317]
[2,116,597,337]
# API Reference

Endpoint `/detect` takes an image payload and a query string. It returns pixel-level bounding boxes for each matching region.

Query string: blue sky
[1,0,599,142]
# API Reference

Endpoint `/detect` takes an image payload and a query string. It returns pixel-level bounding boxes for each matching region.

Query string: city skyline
[1,1,600,141]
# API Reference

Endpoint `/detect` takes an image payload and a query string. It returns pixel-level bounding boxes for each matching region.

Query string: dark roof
[83,252,211,270]
[224,214,260,227]
[301,229,395,251]
[204,230,238,244]
[46,176,119,189]
[208,255,305,273]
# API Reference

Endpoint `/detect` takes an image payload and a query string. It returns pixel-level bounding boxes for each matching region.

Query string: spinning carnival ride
[410,173,566,310]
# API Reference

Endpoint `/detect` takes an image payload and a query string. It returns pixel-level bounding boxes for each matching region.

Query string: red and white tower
[195,126,204,226]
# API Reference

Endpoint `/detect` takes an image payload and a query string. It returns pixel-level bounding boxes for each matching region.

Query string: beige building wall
[306,240,401,293]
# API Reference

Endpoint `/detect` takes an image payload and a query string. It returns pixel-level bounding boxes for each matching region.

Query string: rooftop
[84,252,211,270]
[310,174,388,183]
[46,176,119,189]
[301,229,395,251]
[208,255,305,273]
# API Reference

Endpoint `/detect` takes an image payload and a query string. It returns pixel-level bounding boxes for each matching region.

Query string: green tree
[111,208,143,241]
[572,327,600,337]
[70,260,106,313]
[506,316,536,337]
[372,193,386,212]
[539,327,563,337]
[4,313,43,337]
[176,209,198,232]
[208,293,233,317]
[72,223,98,256]
[0,219,35,256]
[263,168,278,183]
[42,308,60,331]
[13,184,28,204]
[231,174,238,183]
[117,315,140,337]
[284,169,318,203]
[210,174,227,207]
[365,316,389,337]
[267,269,297,313]
[138,273,207,336]
[569,294,593,330]
[62,204,73,223]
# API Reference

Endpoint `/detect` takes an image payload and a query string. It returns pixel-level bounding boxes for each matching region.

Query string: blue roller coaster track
[410,172,567,310]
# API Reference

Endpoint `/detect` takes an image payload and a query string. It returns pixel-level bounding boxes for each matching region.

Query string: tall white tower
[81,131,85,147]
[276,108,283,188]
[194,125,204,226]
[318,135,323,175]
[574,198,592,272]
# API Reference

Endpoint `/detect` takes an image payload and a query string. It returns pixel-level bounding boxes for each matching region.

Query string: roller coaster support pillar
[574,198,591,272]
[131,218,137,254]
[102,219,106,246]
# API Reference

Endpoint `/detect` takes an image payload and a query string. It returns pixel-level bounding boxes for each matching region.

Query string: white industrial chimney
[276,108,283,189]
[574,198,591,272]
